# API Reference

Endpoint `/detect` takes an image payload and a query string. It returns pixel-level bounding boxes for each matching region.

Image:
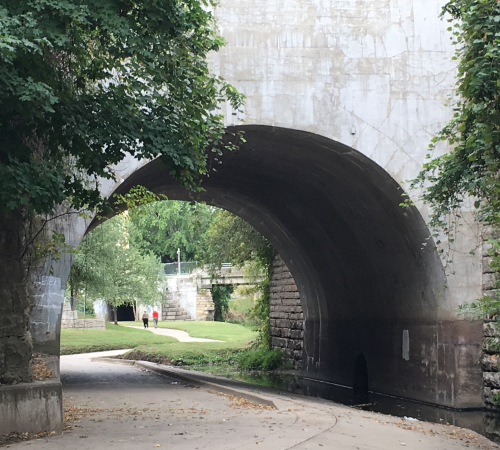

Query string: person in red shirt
[152,310,159,329]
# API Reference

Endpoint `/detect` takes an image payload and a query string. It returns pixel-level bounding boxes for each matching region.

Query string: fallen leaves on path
[207,390,275,410]
[63,404,111,423]
[0,430,58,447]
[374,417,498,450]
[32,360,55,381]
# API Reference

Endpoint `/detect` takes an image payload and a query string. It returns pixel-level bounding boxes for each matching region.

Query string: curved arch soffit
[100,125,446,336]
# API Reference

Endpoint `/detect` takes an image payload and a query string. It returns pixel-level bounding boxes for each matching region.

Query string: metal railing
[164,261,199,276]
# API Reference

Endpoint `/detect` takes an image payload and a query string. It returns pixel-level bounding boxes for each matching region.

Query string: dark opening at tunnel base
[116,304,134,322]
[353,354,369,405]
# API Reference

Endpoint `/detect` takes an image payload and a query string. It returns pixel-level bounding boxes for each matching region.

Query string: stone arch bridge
[8,0,487,434]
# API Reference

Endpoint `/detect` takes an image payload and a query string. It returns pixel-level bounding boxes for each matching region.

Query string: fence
[164,261,199,276]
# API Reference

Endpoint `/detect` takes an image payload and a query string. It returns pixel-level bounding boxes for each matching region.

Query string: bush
[212,284,234,322]
[237,349,289,371]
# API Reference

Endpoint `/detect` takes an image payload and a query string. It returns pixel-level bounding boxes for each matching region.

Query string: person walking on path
[152,310,159,329]
[142,311,149,329]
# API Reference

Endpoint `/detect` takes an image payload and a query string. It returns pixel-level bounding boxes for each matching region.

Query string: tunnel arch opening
[89,125,472,407]
[353,354,369,405]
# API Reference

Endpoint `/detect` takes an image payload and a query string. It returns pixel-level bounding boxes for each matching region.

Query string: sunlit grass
[60,321,256,356]
[120,320,256,345]
[60,322,177,354]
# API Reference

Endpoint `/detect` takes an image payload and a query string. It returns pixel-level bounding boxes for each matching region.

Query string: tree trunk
[0,208,33,384]
[113,307,118,325]
[70,291,78,311]
[70,277,79,311]
[132,301,137,321]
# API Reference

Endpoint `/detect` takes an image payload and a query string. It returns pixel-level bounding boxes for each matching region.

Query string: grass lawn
[60,322,178,355]
[60,321,290,386]
[60,321,257,359]
[121,320,256,345]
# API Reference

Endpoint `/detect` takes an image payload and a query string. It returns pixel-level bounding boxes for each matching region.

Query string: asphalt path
[127,326,223,342]
[5,352,497,450]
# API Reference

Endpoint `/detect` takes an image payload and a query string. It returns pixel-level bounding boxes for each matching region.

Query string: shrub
[212,284,234,322]
[237,349,289,371]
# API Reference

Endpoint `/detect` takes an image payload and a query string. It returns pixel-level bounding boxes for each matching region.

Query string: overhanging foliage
[0,0,244,216]
[410,0,500,230]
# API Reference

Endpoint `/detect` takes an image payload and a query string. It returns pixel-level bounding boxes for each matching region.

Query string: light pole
[177,248,181,275]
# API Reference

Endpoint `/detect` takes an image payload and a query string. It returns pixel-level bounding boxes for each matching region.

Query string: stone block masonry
[60,302,105,330]
[196,290,215,321]
[481,226,500,409]
[269,254,304,369]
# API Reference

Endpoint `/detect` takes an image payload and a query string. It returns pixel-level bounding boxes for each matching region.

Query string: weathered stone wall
[60,303,105,329]
[30,276,65,356]
[0,209,32,384]
[482,226,500,408]
[0,380,63,434]
[196,290,215,321]
[269,254,303,369]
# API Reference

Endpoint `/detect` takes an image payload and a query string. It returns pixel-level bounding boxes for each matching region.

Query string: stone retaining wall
[0,380,63,434]
[196,290,215,321]
[482,226,500,408]
[60,302,105,329]
[269,254,304,369]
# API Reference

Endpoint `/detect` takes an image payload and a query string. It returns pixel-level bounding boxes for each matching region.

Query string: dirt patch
[207,389,275,410]
[117,350,172,365]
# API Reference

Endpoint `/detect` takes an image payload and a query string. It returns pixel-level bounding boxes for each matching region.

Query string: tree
[200,210,271,275]
[0,0,244,216]
[130,201,214,263]
[211,284,233,322]
[410,0,500,232]
[201,210,274,346]
[68,214,165,325]
[0,0,243,383]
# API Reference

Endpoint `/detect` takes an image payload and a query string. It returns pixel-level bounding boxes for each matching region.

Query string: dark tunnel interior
[100,125,482,408]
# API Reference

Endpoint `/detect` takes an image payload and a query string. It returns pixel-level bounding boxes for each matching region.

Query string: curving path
[5,352,493,450]
[128,326,223,343]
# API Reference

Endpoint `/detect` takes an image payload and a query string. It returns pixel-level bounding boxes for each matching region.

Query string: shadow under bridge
[105,125,482,409]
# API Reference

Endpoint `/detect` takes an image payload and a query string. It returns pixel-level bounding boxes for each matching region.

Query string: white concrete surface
[128,326,223,343]
[5,353,495,449]
[166,276,198,320]
[52,0,481,324]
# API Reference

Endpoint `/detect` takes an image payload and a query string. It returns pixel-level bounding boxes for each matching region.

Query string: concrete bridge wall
[19,0,485,427]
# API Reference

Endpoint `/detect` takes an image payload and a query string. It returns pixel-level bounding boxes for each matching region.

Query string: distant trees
[129,201,214,263]
[128,201,272,272]
[69,214,165,324]
[197,209,274,347]
[199,209,272,277]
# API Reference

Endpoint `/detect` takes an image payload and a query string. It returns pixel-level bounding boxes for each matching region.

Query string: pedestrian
[152,310,159,329]
[142,311,149,329]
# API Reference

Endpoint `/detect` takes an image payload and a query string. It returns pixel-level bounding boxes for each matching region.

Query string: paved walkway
[5,352,497,450]
[128,326,223,342]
